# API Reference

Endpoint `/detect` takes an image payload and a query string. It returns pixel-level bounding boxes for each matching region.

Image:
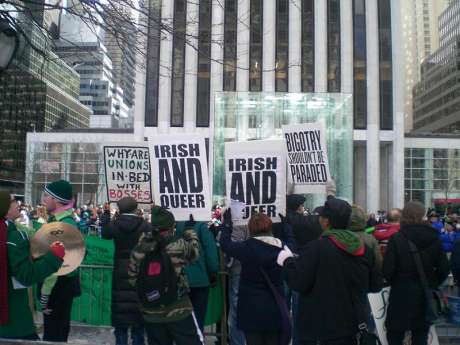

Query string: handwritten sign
[103,144,153,203]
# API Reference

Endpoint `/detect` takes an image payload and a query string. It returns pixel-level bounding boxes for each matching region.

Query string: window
[275,0,289,92]
[378,0,393,130]
[301,0,314,92]
[170,0,187,127]
[249,0,263,91]
[353,0,367,129]
[223,0,238,91]
[196,0,212,127]
[327,0,341,92]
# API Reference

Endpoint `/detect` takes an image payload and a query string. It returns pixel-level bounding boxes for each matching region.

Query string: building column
[340,0,353,94]
[183,1,199,132]
[315,0,327,92]
[263,0,276,92]
[366,0,380,213]
[391,0,405,209]
[288,0,302,92]
[156,0,174,132]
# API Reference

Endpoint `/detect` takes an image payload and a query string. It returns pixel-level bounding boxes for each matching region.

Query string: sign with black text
[225,140,286,225]
[103,144,153,203]
[149,135,211,221]
[282,122,331,194]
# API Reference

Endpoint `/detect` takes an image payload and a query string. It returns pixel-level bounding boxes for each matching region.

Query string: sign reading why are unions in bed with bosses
[225,140,286,225]
[103,144,153,203]
[282,122,331,194]
[149,135,211,221]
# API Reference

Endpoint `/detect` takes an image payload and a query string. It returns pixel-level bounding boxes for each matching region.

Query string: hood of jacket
[113,214,144,233]
[253,236,283,248]
[400,223,440,250]
[322,229,365,256]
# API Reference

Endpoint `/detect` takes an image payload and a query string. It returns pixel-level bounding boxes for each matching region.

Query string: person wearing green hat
[128,206,201,345]
[40,179,80,342]
[0,191,65,340]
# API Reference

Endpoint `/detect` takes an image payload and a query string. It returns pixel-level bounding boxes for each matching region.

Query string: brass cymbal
[30,222,85,276]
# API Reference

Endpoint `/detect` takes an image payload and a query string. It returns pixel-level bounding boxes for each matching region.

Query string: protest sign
[225,140,286,225]
[282,122,331,194]
[368,287,439,345]
[103,144,153,203]
[150,135,211,221]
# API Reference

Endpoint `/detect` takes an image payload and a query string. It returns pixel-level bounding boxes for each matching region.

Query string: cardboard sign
[225,140,286,225]
[368,287,439,345]
[282,122,331,194]
[149,135,211,221]
[103,144,153,203]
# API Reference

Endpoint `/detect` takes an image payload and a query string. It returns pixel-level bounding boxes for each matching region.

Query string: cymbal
[30,222,85,276]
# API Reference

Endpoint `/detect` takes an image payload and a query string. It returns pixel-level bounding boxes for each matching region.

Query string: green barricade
[71,236,114,326]
[204,278,224,326]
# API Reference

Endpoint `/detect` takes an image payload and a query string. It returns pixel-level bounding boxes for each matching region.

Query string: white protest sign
[225,140,286,225]
[149,135,211,221]
[368,287,439,345]
[282,122,331,194]
[103,144,153,203]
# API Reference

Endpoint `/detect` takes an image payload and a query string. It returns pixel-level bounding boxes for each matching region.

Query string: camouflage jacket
[128,229,200,323]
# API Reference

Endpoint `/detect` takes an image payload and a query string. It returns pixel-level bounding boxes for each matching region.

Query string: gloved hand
[223,208,232,226]
[278,213,286,223]
[49,241,65,259]
[40,294,52,315]
[277,245,294,266]
[209,273,218,287]
[185,214,196,228]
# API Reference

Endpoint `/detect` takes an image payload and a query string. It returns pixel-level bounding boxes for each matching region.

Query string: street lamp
[0,19,19,72]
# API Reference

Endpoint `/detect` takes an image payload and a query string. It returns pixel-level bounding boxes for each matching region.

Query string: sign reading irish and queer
[149,135,211,221]
[103,144,153,203]
[225,140,286,225]
[282,122,331,194]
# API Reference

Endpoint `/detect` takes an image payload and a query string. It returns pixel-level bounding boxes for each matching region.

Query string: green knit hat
[44,180,73,204]
[151,206,175,230]
[348,205,367,232]
[0,192,11,219]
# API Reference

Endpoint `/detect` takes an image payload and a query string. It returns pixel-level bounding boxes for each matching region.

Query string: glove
[209,273,218,287]
[185,214,196,228]
[40,294,52,314]
[223,208,232,226]
[278,213,286,224]
[277,245,294,266]
[49,241,65,259]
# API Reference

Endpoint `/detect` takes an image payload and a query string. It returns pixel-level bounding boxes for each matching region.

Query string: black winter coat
[285,210,322,249]
[284,237,383,341]
[101,214,152,327]
[383,224,449,331]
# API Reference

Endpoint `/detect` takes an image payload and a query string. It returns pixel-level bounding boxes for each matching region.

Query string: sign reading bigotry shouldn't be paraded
[225,140,286,225]
[149,135,211,221]
[103,144,153,203]
[282,122,331,194]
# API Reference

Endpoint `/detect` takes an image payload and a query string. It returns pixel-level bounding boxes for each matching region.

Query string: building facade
[0,12,90,193]
[401,0,449,131]
[412,0,460,134]
[132,0,405,212]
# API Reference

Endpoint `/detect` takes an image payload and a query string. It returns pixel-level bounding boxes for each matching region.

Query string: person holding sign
[219,209,293,345]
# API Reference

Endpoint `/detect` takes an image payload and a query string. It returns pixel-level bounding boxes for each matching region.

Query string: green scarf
[323,229,365,256]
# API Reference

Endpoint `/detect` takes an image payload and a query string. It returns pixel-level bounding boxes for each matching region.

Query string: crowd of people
[0,178,458,345]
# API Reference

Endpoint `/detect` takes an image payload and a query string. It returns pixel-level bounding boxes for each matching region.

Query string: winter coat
[383,224,449,331]
[0,222,62,338]
[439,230,460,253]
[175,221,219,287]
[285,210,322,249]
[373,223,400,256]
[283,233,383,342]
[219,224,287,332]
[102,214,152,327]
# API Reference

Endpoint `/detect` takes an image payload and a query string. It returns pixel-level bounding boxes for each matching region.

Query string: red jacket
[373,223,400,256]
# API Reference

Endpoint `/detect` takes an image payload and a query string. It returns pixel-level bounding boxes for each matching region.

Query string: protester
[128,206,201,345]
[366,213,378,227]
[451,235,460,297]
[286,194,322,248]
[428,211,444,233]
[0,191,65,340]
[102,197,151,345]
[176,216,219,333]
[439,217,459,253]
[40,179,81,342]
[383,201,449,345]
[220,211,291,345]
[348,205,383,270]
[373,208,401,256]
[279,197,383,345]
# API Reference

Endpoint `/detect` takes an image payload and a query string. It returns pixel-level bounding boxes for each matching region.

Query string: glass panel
[301,0,314,92]
[378,0,393,130]
[223,0,238,91]
[275,0,289,92]
[327,0,341,92]
[249,0,263,91]
[353,0,367,129]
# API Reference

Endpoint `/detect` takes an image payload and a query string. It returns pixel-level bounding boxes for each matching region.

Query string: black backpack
[136,245,178,308]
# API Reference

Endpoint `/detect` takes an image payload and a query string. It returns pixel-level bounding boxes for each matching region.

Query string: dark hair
[248,213,272,236]
[401,201,426,226]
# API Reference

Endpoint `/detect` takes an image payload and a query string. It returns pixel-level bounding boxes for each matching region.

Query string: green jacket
[176,222,219,287]
[0,221,62,338]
